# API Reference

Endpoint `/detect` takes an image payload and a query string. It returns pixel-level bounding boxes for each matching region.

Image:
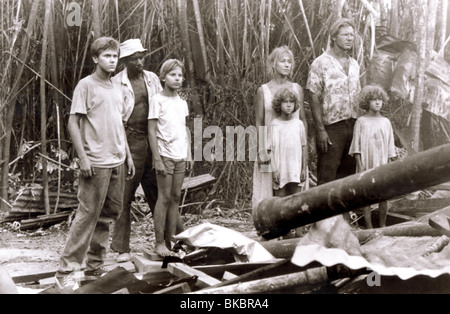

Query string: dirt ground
[0,203,258,283]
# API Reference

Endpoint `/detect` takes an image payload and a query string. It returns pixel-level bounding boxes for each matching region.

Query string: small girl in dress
[269,87,307,197]
[349,85,396,229]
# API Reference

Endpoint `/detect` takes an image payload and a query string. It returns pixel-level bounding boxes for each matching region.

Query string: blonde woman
[252,46,308,211]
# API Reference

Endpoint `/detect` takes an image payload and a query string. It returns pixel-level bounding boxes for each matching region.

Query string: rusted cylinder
[253,143,450,239]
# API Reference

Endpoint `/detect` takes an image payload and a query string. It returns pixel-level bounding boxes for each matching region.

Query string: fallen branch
[189,267,329,294]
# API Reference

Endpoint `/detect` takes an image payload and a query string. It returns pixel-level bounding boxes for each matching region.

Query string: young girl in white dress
[252,46,308,210]
[269,87,307,197]
[349,85,396,228]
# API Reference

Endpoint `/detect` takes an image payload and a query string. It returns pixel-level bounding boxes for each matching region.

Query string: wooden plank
[142,248,164,261]
[131,254,165,273]
[153,282,192,294]
[387,212,415,223]
[12,270,57,284]
[221,271,238,281]
[15,259,135,285]
[182,174,216,191]
[112,288,130,294]
[389,198,450,212]
[193,261,282,278]
[167,263,221,289]
[428,214,450,237]
[104,261,135,273]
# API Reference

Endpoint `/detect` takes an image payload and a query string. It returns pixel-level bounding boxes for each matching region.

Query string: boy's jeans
[58,164,125,273]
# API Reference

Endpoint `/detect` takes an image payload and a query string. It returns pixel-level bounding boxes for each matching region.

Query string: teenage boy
[55,36,134,291]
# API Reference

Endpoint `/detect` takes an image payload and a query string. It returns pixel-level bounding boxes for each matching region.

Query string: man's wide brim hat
[119,39,147,59]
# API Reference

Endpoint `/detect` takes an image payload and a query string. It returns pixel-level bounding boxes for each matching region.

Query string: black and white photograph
[1,0,450,299]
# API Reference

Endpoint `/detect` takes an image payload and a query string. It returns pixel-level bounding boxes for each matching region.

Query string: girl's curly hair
[272,87,300,114]
[358,85,389,110]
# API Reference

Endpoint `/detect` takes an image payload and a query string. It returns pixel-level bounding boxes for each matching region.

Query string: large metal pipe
[253,143,450,239]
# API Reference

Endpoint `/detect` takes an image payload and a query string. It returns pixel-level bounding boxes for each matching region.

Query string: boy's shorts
[161,156,186,174]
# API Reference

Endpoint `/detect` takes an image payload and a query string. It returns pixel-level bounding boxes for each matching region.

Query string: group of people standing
[55,37,192,290]
[54,17,397,291]
[252,18,397,233]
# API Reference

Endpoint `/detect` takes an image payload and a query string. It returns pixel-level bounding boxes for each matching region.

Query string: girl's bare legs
[363,206,373,229]
[274,183,302,238]
[154,173,176,257]
[164,171,185,250]
[378,201,388,228]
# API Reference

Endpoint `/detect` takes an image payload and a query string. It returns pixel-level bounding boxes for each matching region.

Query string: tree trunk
[298,0,316,59]
[48,0,62,213]
[436,0,448,56]
[176,0,194,85]
[410,0,427,152]
[426,0,439,52]
[1,0,41,211]
[390,0,399,37]
[91,0,102,39]
[254,143,450,239]
[192,0,210,82]
[40,0,52,215]
[216,0,225,85]
[191,267,329,294]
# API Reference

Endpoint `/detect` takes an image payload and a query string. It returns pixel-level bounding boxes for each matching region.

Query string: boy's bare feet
[155,243,176,257]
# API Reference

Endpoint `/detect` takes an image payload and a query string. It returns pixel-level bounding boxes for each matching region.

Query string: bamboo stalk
[216,0,225,85]
[410,0,428,152]
[91,0,101,39]
[427,0,439,52]
[192,0,210,81]
[48,0,62,213]
[437,0,448,56]
[190,267,329,294]
[1,0,41,211]
[177,0,194,87]
[40,0,52,215]
[298,0,316,59]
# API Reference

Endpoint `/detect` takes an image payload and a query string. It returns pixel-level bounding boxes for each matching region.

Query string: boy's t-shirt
[148,93,189,160]
[70,75,126,168]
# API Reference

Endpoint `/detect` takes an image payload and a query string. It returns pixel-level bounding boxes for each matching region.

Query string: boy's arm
[68,114,94,178]
[148,119,165,176]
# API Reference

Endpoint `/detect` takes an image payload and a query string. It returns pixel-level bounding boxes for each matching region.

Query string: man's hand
[126,158,135,180]
[317,129,332,153]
